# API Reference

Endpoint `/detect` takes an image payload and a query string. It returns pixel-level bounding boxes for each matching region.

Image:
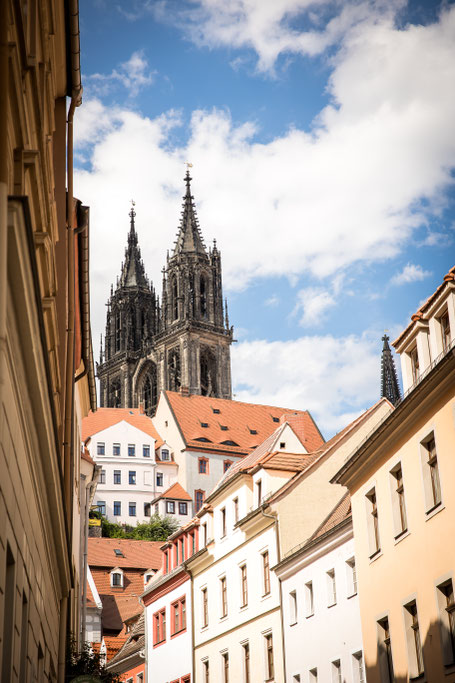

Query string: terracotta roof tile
[309,493,351,541]
[81,447,95,465]
[393,265,455,347]
[108,613,145,667]
[165,391,324,456]
[88,538,163,569]
[153,482,192,502]
[103,635,128,662]
[82,408,163,447]
[90,567,145,632]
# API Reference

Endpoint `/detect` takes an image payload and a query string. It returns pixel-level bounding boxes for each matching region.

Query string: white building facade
[275,495,365,683]
[85,415,165,524]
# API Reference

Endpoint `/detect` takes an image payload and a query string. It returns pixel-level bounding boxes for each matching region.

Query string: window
[265,634,274,680]
[279,441,286,449]
[305,581,314,617]
[136,675,144,683]
[171,597,186,635]
[166,501,175,514]
[111,571,123,587]
[154,503,159,515]
[128,444,136,457]
[129,502,136,516]
[224,460,233,473]
[144,503,151,517]
[202,587,208,627]
[256,480,262,507]
[309,668,318,683]
[289,590,297,624]
[272,416,279,423]
[179,502,188,515]
[190,531,196,555]
[153,608,166,646]
[262,551,271,595]
[180,537,185,562]
[220,577,228,617]
[233,498,239,523]
[404,600,424,677]
[203,522,208,545]
[129,471,136,485]
[243,642,250,683]
[114,470,121,485]
[97,501,106,515]
[144,573,153,584]
[346,558,357,596]
[331,660,342,683]
[113,501,121,516]
[410,345,420,384]
[439,310,451,352]
[222,652,229,683]
[437,579,455,664]
[201,422,209,428]
[327,569,337,606]
[161,449,170,461]
[240,565,248,607]
[199,457,209,474]
[353,651,366,683]
[202,659,209,683]
[113,443,120,456]
[97,442,105,455]
[220,425,228,431]
[366,488,381,557]
[212,407,221,414]
[421,434,442,512]
[99,469,106,484]
[377,616,394,683]
[221,508,226,537]
[156,472,163,487]
[143,445,150,457]
[390,464,407,537]
[249,428,257,435]
[195,490,205,512]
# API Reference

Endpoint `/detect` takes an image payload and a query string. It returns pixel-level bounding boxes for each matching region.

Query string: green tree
[66,638,121,682]
[89,510,179,541]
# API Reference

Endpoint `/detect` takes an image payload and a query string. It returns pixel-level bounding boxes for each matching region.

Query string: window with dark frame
[143,445,150,457]
[391,464,407,536]
[144,502,151,517]
[179,502,188,515]
[202,587,208,627]
[438,580,455,663]
[153,608,166,645]
[366,488,380,556]
[243,642,250,683]
[378,616,394,683]
[262,551,271,595]
[97,501,106,515]
[222,652,229,683]
[203,660,209,683]
[224,460,232,473]
[199,457,208,474]
[425,436,441,508]
[99,469,106,484]
[114,470,121,484]
[221,508,226,537]
[171,597,186,635]
[220,576,228,617]
[405,601,424,676]
[233,497,239,523]
[161,449,170,461]
[156,472,163,486]
[129,502,136,516]
[410,346,419,384]
[256,480,262,507]
[240,564,248,607]
[195,490,205,512]
[97,442,105,455]
[265,634,274,680]
[128,444,136,457]
[113,501,121,516]
[440,310,451,352]
[113,443,120,456]
[129,470,136,485]
[166,501,175,514]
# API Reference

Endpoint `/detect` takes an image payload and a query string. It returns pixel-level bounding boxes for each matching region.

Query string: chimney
[139,401,145,414]
[180,386,189,397]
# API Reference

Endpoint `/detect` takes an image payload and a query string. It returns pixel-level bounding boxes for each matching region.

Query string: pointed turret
[173,171,207,255]
[119,204,149,289]
[381,334,401,406]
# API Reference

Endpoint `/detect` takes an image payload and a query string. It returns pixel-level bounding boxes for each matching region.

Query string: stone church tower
[97,171,233,414]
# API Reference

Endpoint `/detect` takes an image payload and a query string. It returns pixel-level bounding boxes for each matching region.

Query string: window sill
[369,549,383,564]
[219,615,228,623]
[170,628,187,639]
[347,592,358,600]
[289,620,297,627]
[305,613,314,619]
[240,604,248,612]
[200,625,209,633]
[394,529,410,545]
[261,593,272,602]
[153,639,166,649]
[425,502,444,521]
[327,602,337,609]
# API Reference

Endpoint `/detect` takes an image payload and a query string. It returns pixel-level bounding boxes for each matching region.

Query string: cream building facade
[334,266,455,683]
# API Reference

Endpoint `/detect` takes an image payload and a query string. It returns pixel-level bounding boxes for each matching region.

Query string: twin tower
[97,171,233,415]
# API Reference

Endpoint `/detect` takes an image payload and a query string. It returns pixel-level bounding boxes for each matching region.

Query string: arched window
[142,368,158,416]
[200,347,216,396]
[110,379,121,408]
[200,275,207,319]
[189,274,195,317]
[115,312,121,352]
[172,277,178,321]
[110,568,124,587]
[168,349,181,392]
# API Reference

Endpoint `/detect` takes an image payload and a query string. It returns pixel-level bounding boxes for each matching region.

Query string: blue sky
[76,0,455,437]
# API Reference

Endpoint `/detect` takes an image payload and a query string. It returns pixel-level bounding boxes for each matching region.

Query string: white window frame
[326,569,337,607]
[305,580,314,617]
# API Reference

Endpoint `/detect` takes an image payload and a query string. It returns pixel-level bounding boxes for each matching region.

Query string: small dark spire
[381,334,401,406]
[129,200,136,233]
[173,167,207,255]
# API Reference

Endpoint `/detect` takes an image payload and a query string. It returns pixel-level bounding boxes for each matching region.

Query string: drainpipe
[81,467,100,645]
[260,505,287,683]
[59,1,83,681]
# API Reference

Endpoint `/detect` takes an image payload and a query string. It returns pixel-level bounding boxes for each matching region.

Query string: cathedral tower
[97,172,233,414]
[380,334,401,406]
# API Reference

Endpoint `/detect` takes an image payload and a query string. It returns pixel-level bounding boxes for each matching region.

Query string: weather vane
[129,199,136,219]
[185,161,193,169]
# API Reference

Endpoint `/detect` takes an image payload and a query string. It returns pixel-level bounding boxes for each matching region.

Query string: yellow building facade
[334,268,455,683]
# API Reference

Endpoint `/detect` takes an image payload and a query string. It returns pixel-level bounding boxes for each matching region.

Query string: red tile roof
[81,447,95,465]
[88,538,163,570]
[153,482,192,502]
[103,635,128,662]
[164,391,324,456]
[82,408,163,447]
[309,492,351,541]
[90,567,144,632]
[393,265,455,347]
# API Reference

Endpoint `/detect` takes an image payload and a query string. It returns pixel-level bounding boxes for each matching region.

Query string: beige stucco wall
[272,400,391,557]
[350,380,455,682]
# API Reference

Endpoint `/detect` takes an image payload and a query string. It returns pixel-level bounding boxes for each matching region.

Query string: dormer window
[161,449,170,461]
[249,428,257,435]
[220,425,228,431]
[439,310,451,352]
[110,568,124,587]
[201,422,209,428]
[221,440,239,447]
[212,407,221,414]
[272,416,280,423]
[279,442,286,449]
[144,571,154,585]
[410,346,419,384]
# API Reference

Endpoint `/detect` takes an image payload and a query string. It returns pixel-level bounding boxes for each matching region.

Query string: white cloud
[152,0,406,74]
[86,50,156,97]
[265,294,280,307]
[74,7,455,385]
[232,332,386,436]
[391,263,432,286]
[293,287,336,326]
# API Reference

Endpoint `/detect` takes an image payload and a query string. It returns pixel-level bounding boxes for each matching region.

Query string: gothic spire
[118,203,149,289]
[173,170,207,255]
[381,334,401,406]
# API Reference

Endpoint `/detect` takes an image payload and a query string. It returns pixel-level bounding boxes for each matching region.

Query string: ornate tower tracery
[380,334,401,406]
[97,173,233,414]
